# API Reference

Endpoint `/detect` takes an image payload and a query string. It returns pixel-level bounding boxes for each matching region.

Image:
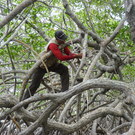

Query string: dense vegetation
[0,0,135,135]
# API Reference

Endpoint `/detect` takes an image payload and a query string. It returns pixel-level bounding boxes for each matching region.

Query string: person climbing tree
[22,30,82,106]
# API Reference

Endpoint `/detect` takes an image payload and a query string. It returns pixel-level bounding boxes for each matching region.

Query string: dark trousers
[22,63,69,101]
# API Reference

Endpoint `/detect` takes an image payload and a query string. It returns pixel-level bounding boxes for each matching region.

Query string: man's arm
[64,46,75,55]
[64,46,82,59]
[48,43,77,61]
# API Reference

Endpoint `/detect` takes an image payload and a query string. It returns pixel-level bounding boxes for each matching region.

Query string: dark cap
[55,30,68,41]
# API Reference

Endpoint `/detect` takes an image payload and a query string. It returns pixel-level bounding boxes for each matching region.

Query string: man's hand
[74,53,82,59]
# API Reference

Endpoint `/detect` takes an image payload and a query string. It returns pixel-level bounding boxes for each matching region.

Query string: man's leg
[22,67,46,100]
[49,63,69,92]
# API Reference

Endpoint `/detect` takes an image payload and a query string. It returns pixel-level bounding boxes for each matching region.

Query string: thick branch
[0,78,135,134]
[48,105,124,134]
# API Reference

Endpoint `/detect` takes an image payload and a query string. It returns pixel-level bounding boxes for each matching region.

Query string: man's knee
[29,83,40,94]
[62,65,69,75]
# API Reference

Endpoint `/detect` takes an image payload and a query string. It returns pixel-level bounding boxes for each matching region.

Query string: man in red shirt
[22,30,82,105]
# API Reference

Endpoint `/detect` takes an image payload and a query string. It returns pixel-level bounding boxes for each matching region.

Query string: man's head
[55,30,68,44]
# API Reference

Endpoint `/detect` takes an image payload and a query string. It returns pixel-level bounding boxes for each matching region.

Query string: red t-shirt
[48,43,76,61]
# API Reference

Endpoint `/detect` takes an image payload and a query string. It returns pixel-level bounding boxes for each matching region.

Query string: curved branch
[48,104,124,134]
[96,61,116,73]
[0,93,63,120]
[0,78,135,135]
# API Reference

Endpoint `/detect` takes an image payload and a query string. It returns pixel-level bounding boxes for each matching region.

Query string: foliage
[0,0,135,135]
